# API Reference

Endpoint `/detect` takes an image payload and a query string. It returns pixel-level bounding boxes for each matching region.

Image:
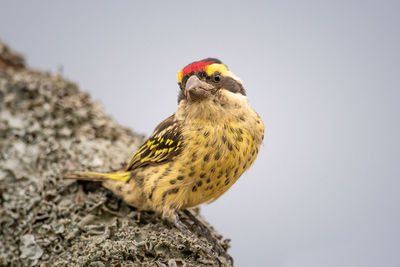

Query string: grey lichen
[0,41,232,266]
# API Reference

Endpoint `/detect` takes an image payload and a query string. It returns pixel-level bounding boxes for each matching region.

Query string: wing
[126,114,183,171]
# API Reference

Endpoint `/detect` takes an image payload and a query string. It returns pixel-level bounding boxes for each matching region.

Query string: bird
[64,58,264,258]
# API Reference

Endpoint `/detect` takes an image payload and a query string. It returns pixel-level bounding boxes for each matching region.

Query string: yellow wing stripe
[125,116,182,170]
[147,140,154,146]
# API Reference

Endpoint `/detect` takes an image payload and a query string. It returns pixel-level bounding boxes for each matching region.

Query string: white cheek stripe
[221,90,249,106]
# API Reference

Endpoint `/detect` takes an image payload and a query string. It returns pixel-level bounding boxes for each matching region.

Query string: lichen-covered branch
[0,41,232,267]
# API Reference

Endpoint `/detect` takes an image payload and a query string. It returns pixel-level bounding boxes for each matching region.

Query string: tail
[63,171,131,182]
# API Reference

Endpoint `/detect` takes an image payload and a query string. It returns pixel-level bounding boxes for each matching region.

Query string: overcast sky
[1,1,400,266]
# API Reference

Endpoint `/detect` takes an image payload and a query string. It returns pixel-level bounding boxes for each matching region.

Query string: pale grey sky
[1,1,400,266]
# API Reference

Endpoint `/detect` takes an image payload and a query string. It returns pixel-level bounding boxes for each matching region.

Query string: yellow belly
[136,116,263,215]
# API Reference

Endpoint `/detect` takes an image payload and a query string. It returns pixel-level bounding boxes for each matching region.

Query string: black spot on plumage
[200,173,206,178]
[177,175,184,180]
[214,152,220,160]
[227,142,233,151]
[222,135,227,143]
[171,188,179,194]
[162,188,179,202]
[191,152,197,162]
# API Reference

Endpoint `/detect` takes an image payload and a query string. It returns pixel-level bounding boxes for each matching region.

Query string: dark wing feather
[126,114,183,171]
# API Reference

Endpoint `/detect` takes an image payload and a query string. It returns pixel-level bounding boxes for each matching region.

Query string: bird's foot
[169,213,223,267]
[182,209,233,265]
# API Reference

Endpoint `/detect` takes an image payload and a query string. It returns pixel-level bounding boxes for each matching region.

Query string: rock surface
[0,41,232,266]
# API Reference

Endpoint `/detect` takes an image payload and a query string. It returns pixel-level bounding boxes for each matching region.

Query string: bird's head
[177,58,246,104]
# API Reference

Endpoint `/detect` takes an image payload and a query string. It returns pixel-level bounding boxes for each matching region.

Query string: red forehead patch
[181,60,214,77]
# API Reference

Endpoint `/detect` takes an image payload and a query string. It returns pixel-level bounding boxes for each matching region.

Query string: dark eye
[213,74,221,82]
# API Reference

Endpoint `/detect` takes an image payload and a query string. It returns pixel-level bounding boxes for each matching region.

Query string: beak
[185,75,214,101]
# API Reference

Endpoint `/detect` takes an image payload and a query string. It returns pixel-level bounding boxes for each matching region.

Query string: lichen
[0,40,232,266]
